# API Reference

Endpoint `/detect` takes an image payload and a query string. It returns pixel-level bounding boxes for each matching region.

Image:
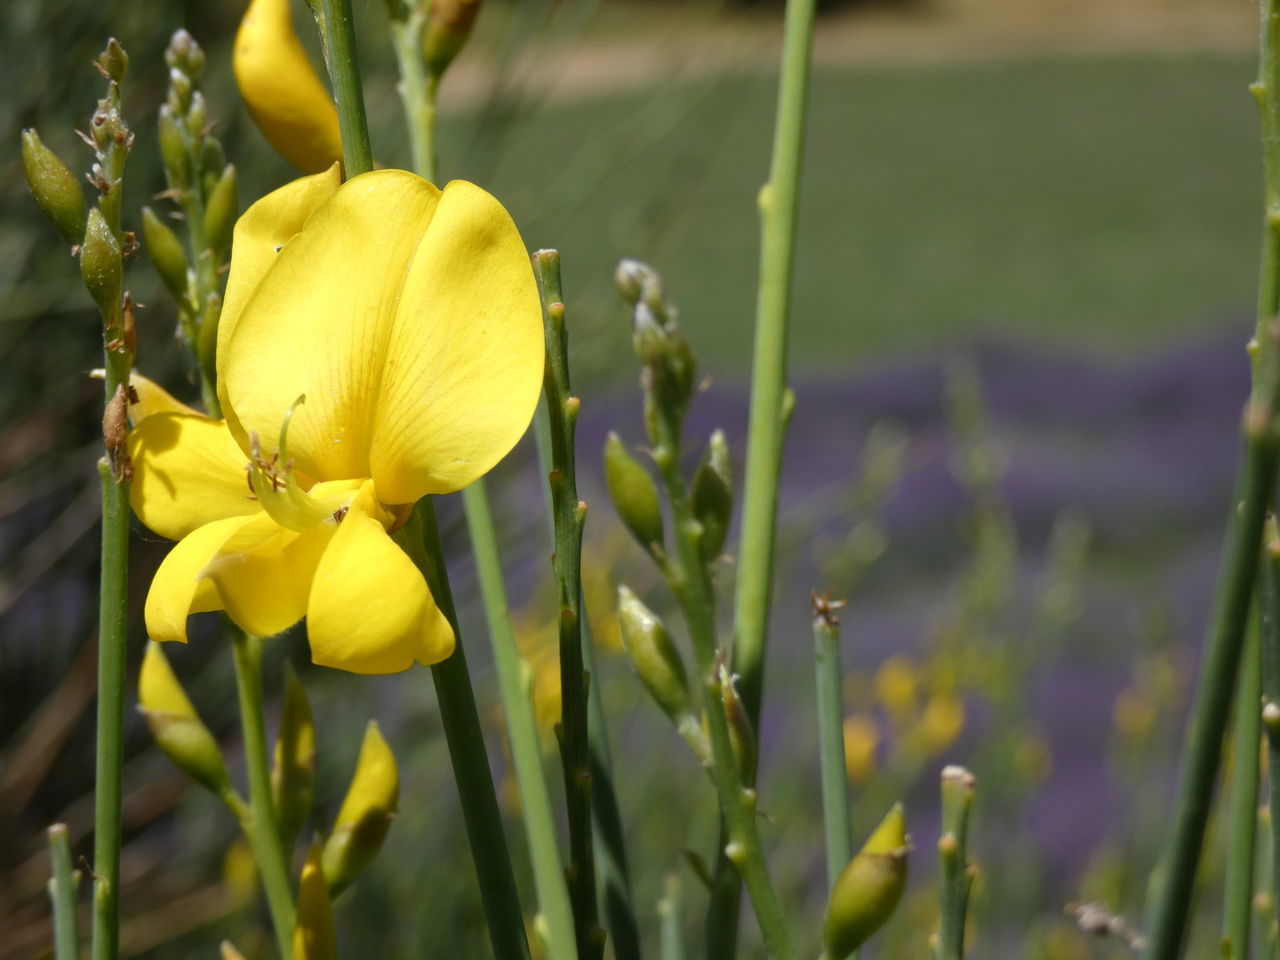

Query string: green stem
[1144,3,1280,950]
[659,874,686,960]
[719,0,816,945]
[390,6,438,182]
[404,499,532,960]
[47,823,80,960]
[534,250,603,960]
[1260,525,1280,943]
[461,479,579,960]
[178,167,220,415]
[1224,621,1263,960]
[813,606,851,892]
[230,632,296,960]
[935,767,975,960]
[315,0,373,177]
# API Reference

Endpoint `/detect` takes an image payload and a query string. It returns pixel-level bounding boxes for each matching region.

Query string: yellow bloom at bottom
[128,166,545,674]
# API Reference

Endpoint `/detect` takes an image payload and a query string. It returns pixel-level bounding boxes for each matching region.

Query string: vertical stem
[1261,527,1280,940]
[935,767,976,960]
[1224,621,1263,960]
[659,874,686,960]
[230,632,296,960]
[405,499,532,960]
[461,478,579,960]
[390,6,438,182]
[721,0,817,946]
[813,604,852,892]
[315,0,373,177]
[534,250,603,960]
[47,824,80,960]
[1144,3,1280,955]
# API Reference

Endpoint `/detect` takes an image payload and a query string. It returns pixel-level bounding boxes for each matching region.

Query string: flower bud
[200,137,228,198]
[80,207,122,316]
[604,432,664,552]
[293,845,337,960]
[185,91,208,139]
[141,207,189,301]
[322,721,398,894]
[717,664,756,783]
[203,164,238,256]
[165,29,205,79]
[823,804,909,959]
[617,586,690,723]
[138,641,231,795]
[690,429,733,561]
[158,105,190,192]
[21,129,87,247]
[97,38,129,83]
[220,942,248,960]
[423,0,483,79]
[272,663,316,850]
[168,67,194,113]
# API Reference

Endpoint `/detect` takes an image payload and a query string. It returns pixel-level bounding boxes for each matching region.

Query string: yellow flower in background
[842,713,879,787]
[874,655,919,729]
[915,693,965,756]
[234,0,343,173]
[128,166,544,674]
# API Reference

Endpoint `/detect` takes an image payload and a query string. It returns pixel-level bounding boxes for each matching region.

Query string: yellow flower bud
[294,845,337,960]
[824,804,909,959]
[137,641,231,794]
[604,433,664,554]
[322,721,398,894]
[21,129,86,247]
[272,663,316,849]
[617,586,690,724]
[234,0,343,174]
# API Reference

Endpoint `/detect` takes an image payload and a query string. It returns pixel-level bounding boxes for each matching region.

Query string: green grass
[436,53,1263,381]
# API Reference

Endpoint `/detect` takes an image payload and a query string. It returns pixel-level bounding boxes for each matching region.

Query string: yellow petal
[220,171,543,503]
[138,640,199,718]
[145,516,256,643]
[128,413,257,540]
[234,0,343,175]
[203,512,337,639]
[91,370,202,421]
[293,845,337,960]
[306,483,453,673]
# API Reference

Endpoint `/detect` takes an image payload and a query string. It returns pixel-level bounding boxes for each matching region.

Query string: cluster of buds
[146,30,237,391]
[615,258,696,438]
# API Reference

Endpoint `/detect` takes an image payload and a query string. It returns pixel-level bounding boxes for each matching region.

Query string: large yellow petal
[145,515,255,643]
[129,413,258,540]
[306,484,453,674]
[220,171,543,503]
[234,0,343,175]
[203,512,337,639]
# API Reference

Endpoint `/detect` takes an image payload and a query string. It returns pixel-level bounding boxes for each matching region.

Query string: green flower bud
[80,207,121,316]
[97,38,129,83]
[617,586,690,722]
[322,721,398,895]
[200,137,227,198]
[203,164,238,256]
[604,432,664,553]
[185,91,208,140]
[824,804,909,959]
[423,0,483,79]
[138,642,231,795]
[21,130,87,247]
[168,68,194,114]
[164,29,205,79]
[272,663,316,850]
[691,429,733,561]
[141,207,189,301]
[717,664,756,783]
[158,105,190,192]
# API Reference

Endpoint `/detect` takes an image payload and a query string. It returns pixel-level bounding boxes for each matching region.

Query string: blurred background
[0,0,1265,956]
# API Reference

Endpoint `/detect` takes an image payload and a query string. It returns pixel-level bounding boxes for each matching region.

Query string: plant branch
[314,0,373,177]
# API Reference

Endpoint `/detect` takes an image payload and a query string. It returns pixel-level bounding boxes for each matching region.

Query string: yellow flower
[842,713,879,787]
[234,0,343,174]
[293,844,337,960]
[128,166,544,674]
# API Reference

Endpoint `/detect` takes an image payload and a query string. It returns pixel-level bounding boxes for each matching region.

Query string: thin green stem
[402,499,532,960]
[1260,526,1280,943]
[720,0,816,946]
[813,605,851,892]
[390,6,438,182]
[1224,620,1263,960]
[534,251,603,960]
[659,875,686,960]
[935,767,975,960]
[461,479,579,960]
[47,824,80,960]
[315,0,373,177]
[178,168,220,415]
[230,632,296,960]
[1144,2,1280,951]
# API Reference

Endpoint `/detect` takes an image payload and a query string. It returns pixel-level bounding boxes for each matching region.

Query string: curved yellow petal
[293,845,337,960]
[91,370,203,421]
[145,516,256,643]
[129,413,257,540]
[220,171,543,503]
[234,0,343,175]
[203,512,337,639]
[306,484,453,674]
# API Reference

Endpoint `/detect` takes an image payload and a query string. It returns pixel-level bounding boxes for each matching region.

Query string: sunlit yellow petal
[129,413,257,540]
[292,845,337,960]
[203,512,336,639]
[306,484,453,673]
[234,0,343,175]
[219,171,543,502]
[145,516,255,643]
